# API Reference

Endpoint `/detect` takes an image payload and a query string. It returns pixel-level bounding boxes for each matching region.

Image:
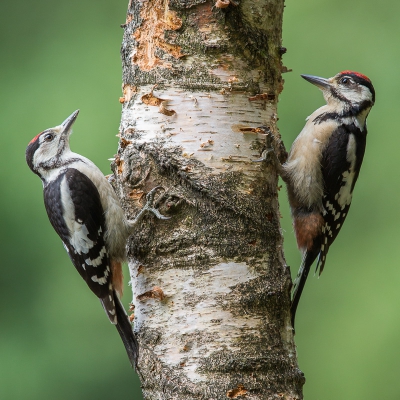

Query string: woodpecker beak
[61,110,79,135]
[301,74,331,90]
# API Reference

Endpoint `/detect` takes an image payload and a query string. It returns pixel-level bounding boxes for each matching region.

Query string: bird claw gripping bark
[128,186,170,230]
[252,127,288,180]
[253,148,279,164]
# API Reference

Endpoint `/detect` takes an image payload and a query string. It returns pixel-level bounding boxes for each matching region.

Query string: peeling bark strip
[116,0,304,398]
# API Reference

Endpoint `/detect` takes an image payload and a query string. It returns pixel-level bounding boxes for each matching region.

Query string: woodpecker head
[26,110,79,178]
[301,71,375,111]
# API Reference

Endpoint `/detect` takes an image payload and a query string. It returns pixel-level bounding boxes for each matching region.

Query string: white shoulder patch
[60,176,94,255]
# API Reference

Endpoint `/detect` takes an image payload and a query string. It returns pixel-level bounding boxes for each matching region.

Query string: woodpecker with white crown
[26,110,169,368]
[281,71,375,327]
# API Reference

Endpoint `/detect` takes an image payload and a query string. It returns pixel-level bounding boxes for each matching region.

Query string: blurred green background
[0,0,397,398]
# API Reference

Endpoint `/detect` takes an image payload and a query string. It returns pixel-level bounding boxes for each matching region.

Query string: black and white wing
[43,168,116,323]
[317,123,367,274]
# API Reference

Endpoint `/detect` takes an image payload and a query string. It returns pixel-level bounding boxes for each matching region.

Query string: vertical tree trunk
[114,0,304,398]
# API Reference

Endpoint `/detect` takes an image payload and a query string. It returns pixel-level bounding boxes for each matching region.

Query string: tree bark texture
[114,0,304,398]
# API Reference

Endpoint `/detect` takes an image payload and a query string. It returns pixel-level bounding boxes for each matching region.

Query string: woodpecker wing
[317,122,367,273]
[43,168,117,322]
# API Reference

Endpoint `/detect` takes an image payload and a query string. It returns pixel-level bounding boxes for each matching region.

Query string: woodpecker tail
[290,250,319,329]
[114,293,139,369]
[101,292,139,369]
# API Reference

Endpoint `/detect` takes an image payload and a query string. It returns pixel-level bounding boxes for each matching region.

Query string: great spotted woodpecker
[26,110,168,368]
[282,71,375,327]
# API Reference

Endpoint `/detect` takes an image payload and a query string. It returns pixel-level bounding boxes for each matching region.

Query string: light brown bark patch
[120,84,137,104]
[137,286,165,301]
[215,0,230,8]
[128,189,145,204]
[141,86,164,106]
[132,0,183,71]
[227,385,247,398]
[115,155,124,174]
[159,100,176,116]
[141,86,176,115]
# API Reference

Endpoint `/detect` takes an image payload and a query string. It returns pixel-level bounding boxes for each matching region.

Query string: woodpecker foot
[253,126,288,165]
[143,186,170,220]
[128,187,170,230]
[253,148,288,181]
[252,148,276,163]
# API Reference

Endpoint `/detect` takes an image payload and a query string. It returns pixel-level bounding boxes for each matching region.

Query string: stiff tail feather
[101,292,139,369]
[290,250,318,329]
[114,293,139,369]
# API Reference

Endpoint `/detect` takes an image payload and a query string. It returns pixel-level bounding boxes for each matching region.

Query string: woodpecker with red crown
[26,110,169,368]
[281,71,375,327]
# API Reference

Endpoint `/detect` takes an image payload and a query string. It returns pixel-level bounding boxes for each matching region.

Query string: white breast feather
[283,107,338,209]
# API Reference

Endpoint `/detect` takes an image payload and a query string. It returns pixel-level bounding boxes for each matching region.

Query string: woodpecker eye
[43,133,54,142]
[340,77,353,85]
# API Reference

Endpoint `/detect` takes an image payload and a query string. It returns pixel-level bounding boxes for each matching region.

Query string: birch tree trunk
[113,0,304,398]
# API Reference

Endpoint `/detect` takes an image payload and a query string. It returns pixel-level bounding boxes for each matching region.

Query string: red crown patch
[29,132,43,145]
[339,70,371,83]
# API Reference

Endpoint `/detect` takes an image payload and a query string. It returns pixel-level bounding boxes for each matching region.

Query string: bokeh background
[0,0,397,398]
